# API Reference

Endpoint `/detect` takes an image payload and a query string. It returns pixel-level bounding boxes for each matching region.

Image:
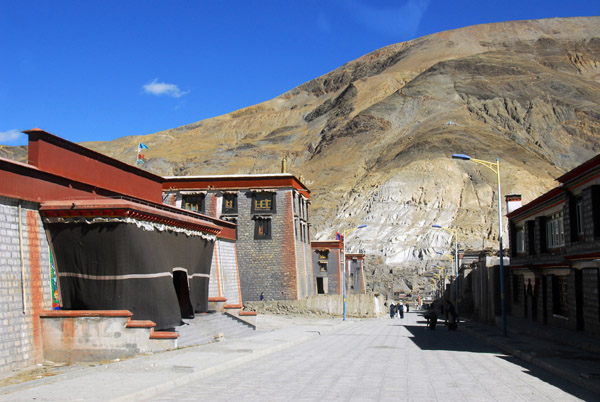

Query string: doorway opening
[316,277,325,294]
[173,270,194,319]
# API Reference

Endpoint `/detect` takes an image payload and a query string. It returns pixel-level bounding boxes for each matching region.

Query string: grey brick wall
[509,274,525,319]
[236,190,286,301]
[0,196,52,375]
[312,248,342,295]
[583,268,600,337]
[166,187,314,302]
[218,240,240,305]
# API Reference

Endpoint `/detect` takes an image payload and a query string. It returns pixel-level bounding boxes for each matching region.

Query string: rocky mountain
[7,17,600,295]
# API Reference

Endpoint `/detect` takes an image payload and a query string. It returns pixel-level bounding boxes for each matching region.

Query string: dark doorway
[173,270,194,319]
[316,277,325,294]
[575,270,584,331]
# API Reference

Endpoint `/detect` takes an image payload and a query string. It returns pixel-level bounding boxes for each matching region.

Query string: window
[252,192,275,213]
[318,261,328,272]
[222,193,238,214]
[254,219,271,240]
[545,212,564,249]
[183,195,204,213]
[575,197,584,238]
[515,226,525,254]
[552,275,569,316]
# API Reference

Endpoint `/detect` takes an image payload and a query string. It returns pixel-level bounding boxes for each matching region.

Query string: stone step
[176,313,257,348]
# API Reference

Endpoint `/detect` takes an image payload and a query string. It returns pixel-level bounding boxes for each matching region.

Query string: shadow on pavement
[401,318,599,400]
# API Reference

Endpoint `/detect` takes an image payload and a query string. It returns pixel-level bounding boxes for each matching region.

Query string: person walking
[447,301,458,330]
[389,302,396,319]
[398,302,405,319]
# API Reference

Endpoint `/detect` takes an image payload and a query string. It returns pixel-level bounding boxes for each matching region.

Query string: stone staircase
[177,312,257,348]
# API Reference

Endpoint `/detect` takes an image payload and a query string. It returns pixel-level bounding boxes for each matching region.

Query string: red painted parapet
[40,310,134,318]
[25,128,164,204]
[40,199,222,236]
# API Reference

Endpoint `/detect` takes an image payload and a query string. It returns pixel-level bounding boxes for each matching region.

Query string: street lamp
[452,153,506,337]
[432,225,459,314]
[342,224,367,321]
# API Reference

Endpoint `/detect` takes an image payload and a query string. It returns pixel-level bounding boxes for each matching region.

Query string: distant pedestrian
[389,302,396,319]
[398,302,404,319]
[260,292,264,301]
[447,302,458,331]
[406,304,410,313]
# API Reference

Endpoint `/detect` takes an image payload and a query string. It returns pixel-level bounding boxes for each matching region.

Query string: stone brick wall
[546,273,575,330]
[167,187,313,302]
[236,190,287,301]
[508,273,525,318]
[217,240,241,306]
[312,248,342,295]
[582,268,600,336]
[209,244,221,299]
[0,197,52,374]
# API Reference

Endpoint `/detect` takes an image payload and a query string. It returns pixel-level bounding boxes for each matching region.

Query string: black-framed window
[254,219,272,240]
[515,226,525,254]
[252,192,276,213]
[545,212,564,249]
[575,197,584,239]
[223,193,238,214]
[318,261,328,272]
[183,195,205,213]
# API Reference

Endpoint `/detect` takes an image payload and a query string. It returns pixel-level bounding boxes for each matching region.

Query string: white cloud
[0,129,23,143]
[143,79,190,98]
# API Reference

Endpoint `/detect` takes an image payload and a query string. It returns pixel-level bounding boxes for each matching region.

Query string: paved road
[152,311,595,402]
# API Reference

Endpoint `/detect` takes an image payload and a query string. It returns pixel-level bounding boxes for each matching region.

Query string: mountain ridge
[5,16,600,294]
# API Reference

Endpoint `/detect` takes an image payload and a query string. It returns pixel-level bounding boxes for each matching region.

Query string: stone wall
[583,268,600,336]
[245,293,385,318]
[313,248,342,295]
[0,197,52,374]
[217,240,241,306]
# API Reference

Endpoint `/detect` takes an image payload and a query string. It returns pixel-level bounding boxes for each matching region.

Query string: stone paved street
[152,311,596,402]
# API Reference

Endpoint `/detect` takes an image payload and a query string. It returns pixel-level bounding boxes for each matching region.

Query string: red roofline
[557,154,600,184]
[163,175,310,199]
[311,240,344,249]
[24,129,163,182]
[506,187,565,220]
[40,199,222,236]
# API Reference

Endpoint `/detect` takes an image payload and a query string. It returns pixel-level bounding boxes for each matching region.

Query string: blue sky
[1,1,598,146]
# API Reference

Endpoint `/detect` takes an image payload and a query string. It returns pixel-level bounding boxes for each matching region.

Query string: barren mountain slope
[48,17,600,293]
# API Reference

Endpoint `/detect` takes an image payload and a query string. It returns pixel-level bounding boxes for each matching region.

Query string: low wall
[245,294,385,318]
[40,311,177,363]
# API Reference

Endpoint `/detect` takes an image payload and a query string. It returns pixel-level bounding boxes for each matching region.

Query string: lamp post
[452,153,506,337]
[435,253,453,296]
[432,225,459,314]
[342,224,367,321]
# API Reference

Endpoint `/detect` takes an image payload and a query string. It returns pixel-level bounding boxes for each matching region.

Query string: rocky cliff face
[10,17,600,295]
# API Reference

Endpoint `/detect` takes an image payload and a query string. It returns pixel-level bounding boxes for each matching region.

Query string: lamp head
[452,154,471,160]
